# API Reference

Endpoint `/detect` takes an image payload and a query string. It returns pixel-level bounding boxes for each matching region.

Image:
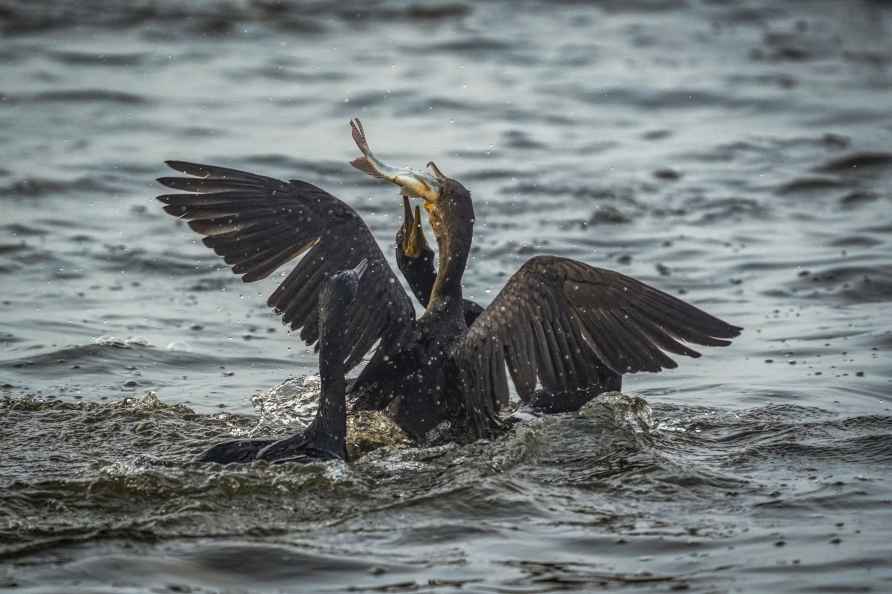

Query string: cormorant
[156,119,741,463]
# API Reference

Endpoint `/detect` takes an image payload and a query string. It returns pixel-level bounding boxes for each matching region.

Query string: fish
[349,118,444,203]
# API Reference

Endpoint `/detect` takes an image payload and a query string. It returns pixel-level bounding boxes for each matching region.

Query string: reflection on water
[1,0,891,592]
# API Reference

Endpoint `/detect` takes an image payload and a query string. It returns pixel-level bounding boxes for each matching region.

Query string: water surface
[2,1,891,592]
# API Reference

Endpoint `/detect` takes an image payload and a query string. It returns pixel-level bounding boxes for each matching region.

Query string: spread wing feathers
[157,160,415,369]
[456,255,741,422]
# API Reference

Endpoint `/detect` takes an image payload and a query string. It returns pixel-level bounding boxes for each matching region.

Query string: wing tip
[703,316,743,340]
[156,176,191,191]
[726,324,744,338]
[165,160,215,178]
[241,270,268,283]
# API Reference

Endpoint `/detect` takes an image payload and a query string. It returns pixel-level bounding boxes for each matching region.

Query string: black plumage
[456,256,741,425]
[156,160,415,373]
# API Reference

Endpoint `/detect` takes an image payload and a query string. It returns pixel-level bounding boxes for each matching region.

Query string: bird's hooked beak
[401,195,430,258]
[349,118,443,203]
[352,257,370,280]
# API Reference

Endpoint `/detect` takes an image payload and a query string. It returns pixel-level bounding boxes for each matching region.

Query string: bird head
[321,258,368,314]
[398,195,430,258]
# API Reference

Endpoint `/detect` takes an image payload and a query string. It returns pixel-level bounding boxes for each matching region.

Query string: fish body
[349,119,442,202]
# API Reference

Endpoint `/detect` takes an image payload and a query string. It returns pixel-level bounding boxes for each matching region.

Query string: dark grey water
[2,1,892,592]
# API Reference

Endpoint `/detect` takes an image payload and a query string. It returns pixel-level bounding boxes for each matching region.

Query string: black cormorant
[156,119,741,463]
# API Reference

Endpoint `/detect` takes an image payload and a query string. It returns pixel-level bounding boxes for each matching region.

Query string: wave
[0,89,150,106]
[815,151,892,174]
[46,49,148,67]
[0,338,293,378]
[0,0,472,36]
[2,392,890,579]
[0,175,123,198]
[776,175,849,194]
[784,264,892,304]
[79,245,221,277]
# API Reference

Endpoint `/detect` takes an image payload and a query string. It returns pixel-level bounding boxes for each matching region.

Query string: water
[2,1,891,591]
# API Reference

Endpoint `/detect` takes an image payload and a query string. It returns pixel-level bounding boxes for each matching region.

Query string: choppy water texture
[2,1,892,592]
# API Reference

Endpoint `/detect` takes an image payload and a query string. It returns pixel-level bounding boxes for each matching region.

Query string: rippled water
[2,1,891,592]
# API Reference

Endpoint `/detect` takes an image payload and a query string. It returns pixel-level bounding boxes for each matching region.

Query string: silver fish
[349,118,444,203]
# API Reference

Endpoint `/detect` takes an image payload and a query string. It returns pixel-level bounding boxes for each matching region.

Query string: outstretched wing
[456,255,741,427]
[156,160,415,369]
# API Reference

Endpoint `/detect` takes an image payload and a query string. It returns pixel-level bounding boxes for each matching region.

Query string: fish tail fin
[350,118,370,155]
[350,157,385,179]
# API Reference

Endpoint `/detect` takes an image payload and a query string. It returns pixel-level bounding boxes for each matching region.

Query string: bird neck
[404,250,437,308]
[315,321,348,451]
[427,222,471,318]
[316,368,347,445]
